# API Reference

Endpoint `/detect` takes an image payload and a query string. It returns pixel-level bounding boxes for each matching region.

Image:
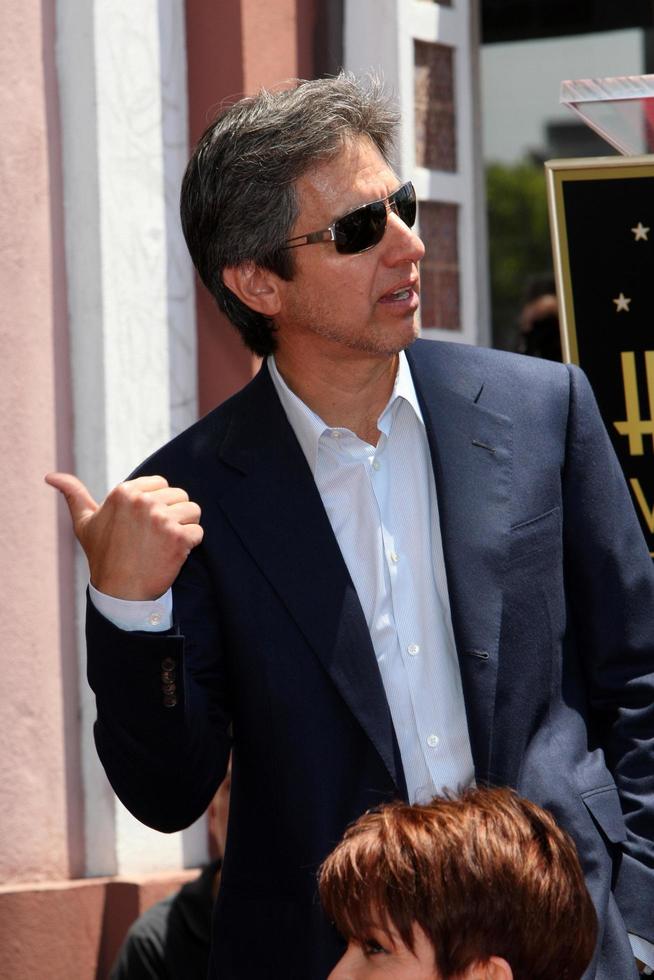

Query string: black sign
[546,157,654,556]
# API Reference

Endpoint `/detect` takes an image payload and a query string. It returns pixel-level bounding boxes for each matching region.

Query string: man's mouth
[378,281,419,305]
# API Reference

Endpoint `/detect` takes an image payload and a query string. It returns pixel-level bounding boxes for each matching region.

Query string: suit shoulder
[128,369,264,484]
[412,337,567,375]
[411,338,571,401]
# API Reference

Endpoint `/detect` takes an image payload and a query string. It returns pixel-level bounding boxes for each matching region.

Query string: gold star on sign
[631,222,649,241]
[613,292,631,312]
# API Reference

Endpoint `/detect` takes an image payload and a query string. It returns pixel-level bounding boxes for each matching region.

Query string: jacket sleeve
[86,541,231,833]
[563,364,654,943]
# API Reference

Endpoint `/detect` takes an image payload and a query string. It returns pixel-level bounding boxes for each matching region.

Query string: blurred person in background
[110,763,231,979]
[516,274,562,362]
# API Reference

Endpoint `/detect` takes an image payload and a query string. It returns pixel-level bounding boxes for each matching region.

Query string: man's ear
[222,263,281,318]
[463,958,513,980]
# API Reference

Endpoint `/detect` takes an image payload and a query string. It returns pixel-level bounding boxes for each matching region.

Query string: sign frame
[546,154,654,556]
[546,154,654,362]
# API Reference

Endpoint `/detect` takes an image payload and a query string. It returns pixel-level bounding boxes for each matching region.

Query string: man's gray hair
[180,72,399,356]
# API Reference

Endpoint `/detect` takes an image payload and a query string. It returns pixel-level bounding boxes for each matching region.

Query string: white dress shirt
[267,352,475,801]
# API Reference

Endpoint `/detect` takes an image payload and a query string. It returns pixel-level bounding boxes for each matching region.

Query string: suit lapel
[213,366,403,792]
[407,343,512,781]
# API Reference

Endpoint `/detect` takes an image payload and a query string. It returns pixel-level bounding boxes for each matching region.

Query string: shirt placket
[367,423,439,799]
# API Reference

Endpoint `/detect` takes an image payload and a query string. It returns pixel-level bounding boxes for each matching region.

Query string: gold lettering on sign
[629,478,654,534]
[613,351,654,455]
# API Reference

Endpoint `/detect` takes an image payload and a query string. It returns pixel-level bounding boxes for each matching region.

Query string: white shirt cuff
[630,934,654,972]
[88,583,173,632]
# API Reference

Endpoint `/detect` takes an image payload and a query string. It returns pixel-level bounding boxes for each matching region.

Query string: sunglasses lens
[334,200,387,254]
[393,183,417,228]
[333,183,417,254]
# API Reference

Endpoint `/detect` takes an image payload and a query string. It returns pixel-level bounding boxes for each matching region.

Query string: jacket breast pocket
[508,506,561,567]
[581,785,628,845]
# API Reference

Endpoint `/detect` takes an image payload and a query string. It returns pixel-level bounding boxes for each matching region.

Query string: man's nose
[383,208,426,265]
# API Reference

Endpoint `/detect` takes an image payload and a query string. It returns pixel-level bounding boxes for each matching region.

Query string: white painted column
[344,0,490,346]
[56,0,204,876]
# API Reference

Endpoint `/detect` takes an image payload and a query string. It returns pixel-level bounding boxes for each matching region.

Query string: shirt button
[389,552,399,564]
[331,430,341,439]
[407,643,420,656]
[148,612,162,626]
[427,734,440,748]
[372,459,381,471]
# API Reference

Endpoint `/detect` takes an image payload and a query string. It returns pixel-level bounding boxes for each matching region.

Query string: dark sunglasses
[283,181,417,255]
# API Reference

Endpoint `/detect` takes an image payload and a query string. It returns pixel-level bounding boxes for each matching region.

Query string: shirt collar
[382,346,425,431]
[267,356,326,474]
[267,349,425,474]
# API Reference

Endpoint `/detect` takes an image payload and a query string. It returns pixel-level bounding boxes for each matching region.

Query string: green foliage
[486,161,553,349]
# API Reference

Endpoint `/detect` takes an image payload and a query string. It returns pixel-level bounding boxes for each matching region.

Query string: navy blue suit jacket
[87,340,654,979]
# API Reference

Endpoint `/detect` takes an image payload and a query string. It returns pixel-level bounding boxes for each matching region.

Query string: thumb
[45,472,99,525]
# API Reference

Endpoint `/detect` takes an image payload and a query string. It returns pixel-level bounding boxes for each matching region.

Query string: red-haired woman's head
[319,787,597,980]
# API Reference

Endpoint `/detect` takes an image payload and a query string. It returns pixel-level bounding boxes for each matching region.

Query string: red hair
[319,787,596,980]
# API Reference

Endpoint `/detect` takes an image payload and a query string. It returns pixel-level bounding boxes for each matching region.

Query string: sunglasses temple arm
[283,228,336,249]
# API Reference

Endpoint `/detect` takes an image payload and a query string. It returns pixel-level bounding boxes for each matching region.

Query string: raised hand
[45,473,203,600]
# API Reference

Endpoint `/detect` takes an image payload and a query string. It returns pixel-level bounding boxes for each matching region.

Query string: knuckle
[133,492,152,514]
[170,525,187,547]
[190,524,204,545]
[151,507,169,529]
[109,483,131,505]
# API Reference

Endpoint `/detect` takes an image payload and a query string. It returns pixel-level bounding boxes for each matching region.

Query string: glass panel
[419,201,460,330]
[414,41,457,171]
[560,75,654,155]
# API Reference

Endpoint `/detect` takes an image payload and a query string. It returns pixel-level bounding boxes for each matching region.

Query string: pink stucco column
[0,0,82,883]
[185,0,319,417]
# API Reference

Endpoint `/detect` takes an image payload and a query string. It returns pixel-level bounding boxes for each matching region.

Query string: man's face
[273,137,425,365]
[327,924,438,980]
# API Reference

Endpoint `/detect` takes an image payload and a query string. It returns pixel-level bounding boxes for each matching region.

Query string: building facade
[0,2,486,975]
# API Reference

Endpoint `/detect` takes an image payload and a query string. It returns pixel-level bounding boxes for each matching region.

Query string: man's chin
[385,319,420,354]
[370,316,420,354]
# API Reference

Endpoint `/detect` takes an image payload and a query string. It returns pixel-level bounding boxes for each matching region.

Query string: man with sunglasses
[47,74,654,979]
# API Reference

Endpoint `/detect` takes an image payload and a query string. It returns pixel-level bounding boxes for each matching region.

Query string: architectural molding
[56,0,202,876]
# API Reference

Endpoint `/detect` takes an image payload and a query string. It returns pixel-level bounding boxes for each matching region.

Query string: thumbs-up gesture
[45,473,203,600]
